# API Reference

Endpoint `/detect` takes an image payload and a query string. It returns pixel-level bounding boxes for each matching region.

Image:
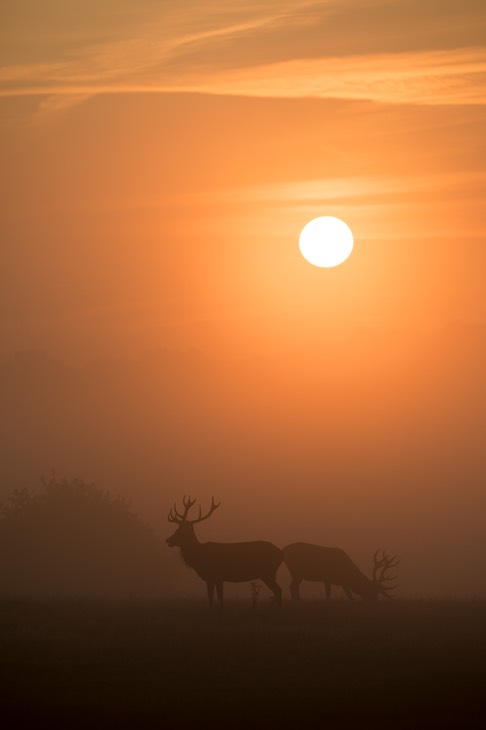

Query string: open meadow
[1,598,485,728]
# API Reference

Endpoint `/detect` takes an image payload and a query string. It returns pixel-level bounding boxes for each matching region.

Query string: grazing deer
[282,543,399,601]
[167,496,283,608]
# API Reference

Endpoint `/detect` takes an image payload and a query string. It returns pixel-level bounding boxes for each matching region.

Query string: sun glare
[299,216,354,268]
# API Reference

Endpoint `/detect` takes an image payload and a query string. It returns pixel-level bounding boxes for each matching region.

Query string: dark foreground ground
[1,598,485,729]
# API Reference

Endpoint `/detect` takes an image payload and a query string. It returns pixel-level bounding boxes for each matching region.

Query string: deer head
[166,495,220,547]
[368,549,400,600]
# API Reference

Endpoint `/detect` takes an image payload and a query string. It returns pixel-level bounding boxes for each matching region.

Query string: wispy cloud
[0,4,285,122]
[181,49,486,105]
[30,93,94,124]
[3,48,484,108]
[200,171,486,204]
[1,1,485,110]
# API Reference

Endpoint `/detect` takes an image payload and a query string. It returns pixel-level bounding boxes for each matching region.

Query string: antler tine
[168,496,197,524]
[373,549,400,586]
[187,496,221,524]
[372,549,385,581]
[168,506,181,524]
[183,495,195,508]
[379,554,400,581]
[379,582,398,597]
[179,495,197,520]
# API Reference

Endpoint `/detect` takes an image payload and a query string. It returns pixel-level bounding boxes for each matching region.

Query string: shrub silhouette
[0,476,175,598]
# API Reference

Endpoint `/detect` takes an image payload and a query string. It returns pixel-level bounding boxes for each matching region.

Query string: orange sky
[1,0,485,361]
[1,1,485,597]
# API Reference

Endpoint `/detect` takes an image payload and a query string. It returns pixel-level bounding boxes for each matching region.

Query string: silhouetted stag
[282,543,399,601]
[167,496,283,608]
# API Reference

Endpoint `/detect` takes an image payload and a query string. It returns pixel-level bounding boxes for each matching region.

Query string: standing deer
[282,543,399,601]
[167,496,283,608]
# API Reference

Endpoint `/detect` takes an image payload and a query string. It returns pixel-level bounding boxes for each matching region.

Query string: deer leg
[342,585,353,601]
[289,577,301,601]
[215,581,224,607]
[207,581,215,607]
[262,575,282,608]
[324,582,331,600]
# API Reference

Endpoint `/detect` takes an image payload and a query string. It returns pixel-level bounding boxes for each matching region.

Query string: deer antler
[168,495,197,524]
[167,496,220,525]
[372,549,400,596]
[186,496,221,524]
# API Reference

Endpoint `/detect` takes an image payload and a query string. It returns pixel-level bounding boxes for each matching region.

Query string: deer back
[283,542,369,588]
[193,540,283,582]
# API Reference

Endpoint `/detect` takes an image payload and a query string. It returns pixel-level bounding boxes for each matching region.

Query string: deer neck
[179,531,203,569]
[349,567,375,597]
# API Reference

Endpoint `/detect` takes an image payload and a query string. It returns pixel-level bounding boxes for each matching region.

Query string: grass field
[1,598,484,728]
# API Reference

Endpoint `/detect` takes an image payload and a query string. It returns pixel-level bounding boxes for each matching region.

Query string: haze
[1,1,485,598]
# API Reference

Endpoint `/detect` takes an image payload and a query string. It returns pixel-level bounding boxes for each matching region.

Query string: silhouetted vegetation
[1,599,484,728]
[0,476,175,597]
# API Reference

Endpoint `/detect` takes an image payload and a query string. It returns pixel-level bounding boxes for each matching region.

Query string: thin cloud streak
[180,48,486,105]
[1,0,485,110]
[0,1,318,90]
[1,48,485,108]
[200,172,486,203]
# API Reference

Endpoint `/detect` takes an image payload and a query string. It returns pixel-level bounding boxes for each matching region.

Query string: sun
[299,216,354,268]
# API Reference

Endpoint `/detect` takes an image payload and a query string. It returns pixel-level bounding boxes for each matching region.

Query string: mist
[2,321,485,600]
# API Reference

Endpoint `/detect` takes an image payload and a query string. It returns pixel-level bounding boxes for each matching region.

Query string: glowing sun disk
[299,216,354,268]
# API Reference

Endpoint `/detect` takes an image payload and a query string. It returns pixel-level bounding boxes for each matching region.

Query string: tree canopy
[0,476,176,597]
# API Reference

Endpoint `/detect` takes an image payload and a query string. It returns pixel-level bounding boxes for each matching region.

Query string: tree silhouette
[0,475,175,598]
